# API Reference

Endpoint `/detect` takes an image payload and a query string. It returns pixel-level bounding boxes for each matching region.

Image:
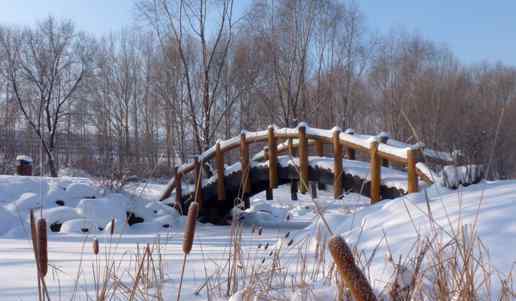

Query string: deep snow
[0,175,515,300]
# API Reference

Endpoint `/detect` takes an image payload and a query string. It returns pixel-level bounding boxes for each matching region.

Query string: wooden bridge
[159,124,447,223]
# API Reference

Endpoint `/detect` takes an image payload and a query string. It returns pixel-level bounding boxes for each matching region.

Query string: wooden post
[345,128,356,160]
[174,166,183,213]
[407,148,419,193]
[193,156,203,207]
[240,132,251,194]
[215,142,225,203]
[298,124,309,194]
[310,181,318,199]
[333,128,343,199]
[268,126,278,188]
[315,139,324,157]
[291,180,298,200]
[266,187,273,200]
[315,139,326,190]
[378,133,389,167]
[369,141,381,203]
[288,138,294,156]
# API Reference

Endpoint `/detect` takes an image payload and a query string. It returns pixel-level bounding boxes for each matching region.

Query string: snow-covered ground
[0,174,515,299]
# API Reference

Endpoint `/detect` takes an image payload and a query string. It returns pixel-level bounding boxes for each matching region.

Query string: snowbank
[0,175,179,237]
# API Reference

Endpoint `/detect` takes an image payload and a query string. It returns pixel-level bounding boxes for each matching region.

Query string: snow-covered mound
[0,175,180,237]
[290,181,516,298]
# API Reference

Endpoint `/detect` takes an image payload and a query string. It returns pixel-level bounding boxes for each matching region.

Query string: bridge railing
[160,123,448,209]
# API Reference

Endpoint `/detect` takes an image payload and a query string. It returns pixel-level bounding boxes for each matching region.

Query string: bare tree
[0,17,93,176]
[139,0,236,153]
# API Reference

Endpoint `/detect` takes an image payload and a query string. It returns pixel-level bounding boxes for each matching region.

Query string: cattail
[92,238,99,255]
[257,243,262,249]
[258,227,263,236]
[251,224,256,233]
[284,231,290,238]
[328,235,377,301]
[182,202,199,255]
[264,242,269,250]
[286,214,290,221]
[287,239,294,246]
[37,218,48,278]
[110,217,115,235]
[29,210,42,301]
[261,258,266,264]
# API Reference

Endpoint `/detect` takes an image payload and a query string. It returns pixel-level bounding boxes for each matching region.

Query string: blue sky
[0,0,514,65]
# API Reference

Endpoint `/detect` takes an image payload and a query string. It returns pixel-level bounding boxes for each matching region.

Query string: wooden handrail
[160,124,449,203]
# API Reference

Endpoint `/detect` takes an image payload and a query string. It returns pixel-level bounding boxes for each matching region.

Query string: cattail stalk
[110,217,115,235]
[37,219,48,278]
[93,238,99,255]
[328,235,377,301]
[30,210,43,301]
[178,202,199,301]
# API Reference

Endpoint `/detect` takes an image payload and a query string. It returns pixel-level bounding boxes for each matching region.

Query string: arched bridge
[159,124,449,223]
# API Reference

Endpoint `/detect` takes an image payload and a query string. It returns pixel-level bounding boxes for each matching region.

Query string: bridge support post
[268,126,278,189]
[407,148,419,193]
[288,138,296,156]
[193,156,203,208]
[333,128,343,199]
[315,139,326,190]
[369,141,381,203]
[298,124,309,194]
[378,133,390,167]
[174,166,183,213]
[310,181,318,199]
[266,187,273,200]
[345,128,356,160]
[291,179,298,200]
[215,142,225,204]
[240,132,251,205]
[315,139,324,157]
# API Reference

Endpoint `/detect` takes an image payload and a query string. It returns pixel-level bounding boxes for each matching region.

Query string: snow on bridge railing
[161,123,449,209]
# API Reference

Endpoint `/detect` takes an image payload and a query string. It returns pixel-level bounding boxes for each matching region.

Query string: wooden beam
[369,141,381,203]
